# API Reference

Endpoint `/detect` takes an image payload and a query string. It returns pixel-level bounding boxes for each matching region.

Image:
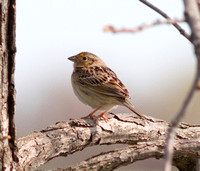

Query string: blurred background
[15,0,199,170]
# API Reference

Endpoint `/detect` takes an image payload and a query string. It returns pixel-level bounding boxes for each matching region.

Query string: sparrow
[68,52,149,121]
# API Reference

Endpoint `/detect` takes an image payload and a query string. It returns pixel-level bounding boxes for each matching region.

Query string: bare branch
[64,139,200,171]
[15,114,200,170]
[104,18,185,34]
[164,1,200,170]
[139,0,191,42]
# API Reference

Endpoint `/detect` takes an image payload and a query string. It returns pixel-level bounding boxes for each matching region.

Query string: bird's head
[68,52,106,67]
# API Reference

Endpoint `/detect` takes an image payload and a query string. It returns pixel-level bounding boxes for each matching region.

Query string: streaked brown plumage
[68,52,148,121]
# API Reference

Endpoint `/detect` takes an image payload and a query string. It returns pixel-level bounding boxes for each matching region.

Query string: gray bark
[0,0,17,170]
[16,114,200,170]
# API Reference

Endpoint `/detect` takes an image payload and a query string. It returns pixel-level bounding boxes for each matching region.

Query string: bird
[68,52,149,121]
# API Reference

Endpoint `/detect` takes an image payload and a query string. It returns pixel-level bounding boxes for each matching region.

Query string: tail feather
[123,100,148,120]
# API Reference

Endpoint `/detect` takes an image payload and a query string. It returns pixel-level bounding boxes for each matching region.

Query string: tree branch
[15,114,200,170]
[104,1,191,42]
[164,1,200,170]
[139,0,191,42]
[0,0,17,169]
[104,18,185,34]
[64,139,200,171]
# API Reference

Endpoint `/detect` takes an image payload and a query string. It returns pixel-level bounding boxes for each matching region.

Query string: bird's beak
[68,56,76,62]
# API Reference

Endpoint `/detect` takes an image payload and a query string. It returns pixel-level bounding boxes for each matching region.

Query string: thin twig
[164,0,200,171]
[104,18,185,34]
[164,73,199,171]
[139,0,191,42]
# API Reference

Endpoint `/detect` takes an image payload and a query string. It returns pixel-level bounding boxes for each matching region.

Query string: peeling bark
[64,139,199,171]
[0,0,17,170]
[16,114,200,170]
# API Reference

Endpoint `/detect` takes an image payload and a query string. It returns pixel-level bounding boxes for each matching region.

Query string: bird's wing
[78,66,130,98]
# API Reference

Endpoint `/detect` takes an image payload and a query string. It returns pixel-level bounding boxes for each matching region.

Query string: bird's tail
[123,100,148,120]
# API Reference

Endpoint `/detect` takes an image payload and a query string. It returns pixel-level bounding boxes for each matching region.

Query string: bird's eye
[83,57,87,60]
